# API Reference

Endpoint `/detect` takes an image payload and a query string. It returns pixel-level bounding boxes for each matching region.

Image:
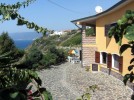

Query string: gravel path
[38,62,133,100]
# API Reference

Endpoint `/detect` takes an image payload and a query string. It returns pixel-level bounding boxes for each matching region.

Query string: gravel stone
[38,62,133,100]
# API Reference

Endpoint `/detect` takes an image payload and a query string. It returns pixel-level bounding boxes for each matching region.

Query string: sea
[14,40,34,49]
[9,31,43,49]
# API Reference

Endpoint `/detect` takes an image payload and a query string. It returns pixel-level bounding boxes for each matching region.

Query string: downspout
[75,24,83,67]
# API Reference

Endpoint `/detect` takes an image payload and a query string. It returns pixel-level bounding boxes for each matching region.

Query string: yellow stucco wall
[96,2,134,76]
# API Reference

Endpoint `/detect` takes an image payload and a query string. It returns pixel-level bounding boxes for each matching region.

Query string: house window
[100,52,107,64]
[112,54,119,69]
[105,23,117,36]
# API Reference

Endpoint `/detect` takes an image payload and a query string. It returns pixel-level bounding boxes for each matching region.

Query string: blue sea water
[9,31,42,49]
[14,40,33,49]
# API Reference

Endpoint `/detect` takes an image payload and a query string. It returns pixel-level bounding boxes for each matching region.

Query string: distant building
[49,29,72,36]
[63,30,71,34]
[49,31,64,36]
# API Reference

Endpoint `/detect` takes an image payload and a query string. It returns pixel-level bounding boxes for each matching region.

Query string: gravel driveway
[38,62,133,100]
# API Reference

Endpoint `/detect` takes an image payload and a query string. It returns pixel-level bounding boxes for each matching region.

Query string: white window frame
[112,54,119,70]
[100,52,107,64]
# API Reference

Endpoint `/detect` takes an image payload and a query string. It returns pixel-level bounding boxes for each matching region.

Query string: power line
[47,0,83,14]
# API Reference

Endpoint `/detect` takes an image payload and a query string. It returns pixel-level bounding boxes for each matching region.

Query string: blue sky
[0,0,120,34]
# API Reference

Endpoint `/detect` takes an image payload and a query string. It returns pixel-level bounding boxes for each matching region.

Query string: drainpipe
[75,24,86,68]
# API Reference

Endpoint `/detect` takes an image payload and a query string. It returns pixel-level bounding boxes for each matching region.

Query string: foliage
[23,45,67,69]
[0,67,53,100]
[61,32,82,46]
[76,93,91,100]
[108,10,134,45]
[76,85,99,100]
[85,28,95,36]
[39,52,57,68]
[0,33,53,99]
[85,66,90,72]
[108,10,134,88]
[59,34,70,41]
[39,46,67,69]
[25,47,43,68]
[0,0,53,99]
[31,29,81,53]
[0,0,53,35]
[0,32,15,54]
[0,32,24,67]
[32,35,61,51]
[49,47,64,62]
[67,29,77,35]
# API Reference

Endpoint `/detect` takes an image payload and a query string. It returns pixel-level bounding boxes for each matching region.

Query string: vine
[0,0,52,35]
[108,10,134,87]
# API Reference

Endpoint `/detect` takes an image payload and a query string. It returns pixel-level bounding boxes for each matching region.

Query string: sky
[0,0,120,34]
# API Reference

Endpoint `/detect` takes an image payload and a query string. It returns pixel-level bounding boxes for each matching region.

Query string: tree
[0,0,53,99]
[85,28,95,36]
[0,32,24,67]
[24,47,43,68]
[108,10,134,87]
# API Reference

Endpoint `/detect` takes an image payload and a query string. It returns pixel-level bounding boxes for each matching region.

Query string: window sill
[112,67,119,71]
[100,63,107,66]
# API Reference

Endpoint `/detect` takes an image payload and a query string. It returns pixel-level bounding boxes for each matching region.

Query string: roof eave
[71,0,133,25]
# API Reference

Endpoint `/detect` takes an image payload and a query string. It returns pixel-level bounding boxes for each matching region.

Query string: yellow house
[71,0,134,85]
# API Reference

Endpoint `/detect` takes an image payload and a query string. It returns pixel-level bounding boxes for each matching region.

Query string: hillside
[27,30,82,52]
[60,32,81,47]
[17,28,93,69]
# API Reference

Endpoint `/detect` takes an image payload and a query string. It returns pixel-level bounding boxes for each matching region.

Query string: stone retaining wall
[100,67,134,90]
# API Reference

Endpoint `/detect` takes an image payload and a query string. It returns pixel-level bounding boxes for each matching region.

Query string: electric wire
[47,0,83,14]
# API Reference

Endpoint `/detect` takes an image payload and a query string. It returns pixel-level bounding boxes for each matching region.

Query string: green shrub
[0,33,24,67]
[61,32,82,46]
[0,32,15,54]
[41,52,57,67]
[38,46,67,69]
[22,47,43,69]
[85,28,95,36]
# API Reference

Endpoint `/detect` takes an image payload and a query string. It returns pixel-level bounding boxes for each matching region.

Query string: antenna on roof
[95,6,103,13]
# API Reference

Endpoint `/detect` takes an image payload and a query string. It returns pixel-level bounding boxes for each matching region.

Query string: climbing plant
[108,10,134,86]
[0,0,52,35]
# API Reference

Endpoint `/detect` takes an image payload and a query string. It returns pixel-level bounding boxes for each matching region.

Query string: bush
[38,46,67,69]
[85,28,95,36]
[23,47,43,69]
[0,32,16,54]
[39,52,57,68]
[49,46,67,63]
[0,33,24,67]
[61,32,82,46]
